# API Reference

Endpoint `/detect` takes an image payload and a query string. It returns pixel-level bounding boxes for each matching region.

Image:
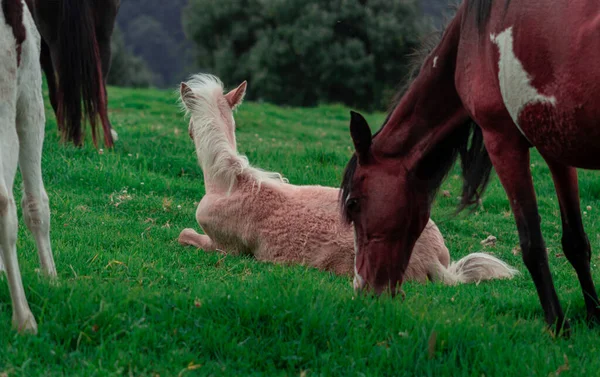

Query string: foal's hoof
[13,313,38,335]
[178,228,198,246]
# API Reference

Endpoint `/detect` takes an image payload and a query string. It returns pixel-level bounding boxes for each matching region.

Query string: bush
[108,26,156,88]
[183,0,425,110]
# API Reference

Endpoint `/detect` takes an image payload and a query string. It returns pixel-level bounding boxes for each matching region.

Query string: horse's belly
[518,101,600,169]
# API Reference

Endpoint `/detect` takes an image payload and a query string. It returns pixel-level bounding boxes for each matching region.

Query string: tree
[108,26,155,88]
[184,0,425,110]
[116,0,195,87]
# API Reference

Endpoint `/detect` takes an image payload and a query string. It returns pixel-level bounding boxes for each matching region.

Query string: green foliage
[116,0,195,88]
[184,0,425,110]
[108,26,156,88]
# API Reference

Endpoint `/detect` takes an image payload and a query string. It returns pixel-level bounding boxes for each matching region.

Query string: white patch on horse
[433,56,438,68]
[352,225,365,290]
[490,27,556,142]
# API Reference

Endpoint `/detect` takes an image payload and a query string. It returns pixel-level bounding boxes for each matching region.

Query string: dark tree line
[113,0,194,88]
[110,0,450,111]
[183,0,427,110]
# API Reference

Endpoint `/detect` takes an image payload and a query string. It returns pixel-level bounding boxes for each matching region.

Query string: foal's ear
[349,111,372,162]
[224,80,247,109]
[180,82,196,109]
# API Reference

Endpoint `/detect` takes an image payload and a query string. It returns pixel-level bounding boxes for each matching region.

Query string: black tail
[412,120,493,213]
[457,123,493,212]
[56,0,113,147]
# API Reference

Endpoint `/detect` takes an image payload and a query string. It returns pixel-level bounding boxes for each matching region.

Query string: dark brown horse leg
[95,1,119,142]
[485,134,569,335]
[546,160,600,322]
[40,40,58,116]
[97,36,117,140]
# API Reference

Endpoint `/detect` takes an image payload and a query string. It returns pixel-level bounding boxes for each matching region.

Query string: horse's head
[341,112,430,296]
[179,77,247,143]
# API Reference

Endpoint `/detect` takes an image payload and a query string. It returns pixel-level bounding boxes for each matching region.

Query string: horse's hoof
[110,129,119,142]
[550,318,571,339]
[13,312,38,335]
[585,308,600,327]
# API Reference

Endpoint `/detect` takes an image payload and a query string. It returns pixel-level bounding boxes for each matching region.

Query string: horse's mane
[340,2,493,222]
[466,0,512,31]
[181,74,286,194]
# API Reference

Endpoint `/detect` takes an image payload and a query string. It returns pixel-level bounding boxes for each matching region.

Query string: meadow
[1,83,600,376]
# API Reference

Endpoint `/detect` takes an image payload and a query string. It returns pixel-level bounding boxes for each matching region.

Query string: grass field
[2,83,600,376]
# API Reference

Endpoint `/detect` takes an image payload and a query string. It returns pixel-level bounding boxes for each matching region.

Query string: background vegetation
[182,0,423,109]
[112,0,448,109]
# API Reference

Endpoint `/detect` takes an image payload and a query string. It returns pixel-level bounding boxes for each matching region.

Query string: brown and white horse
[25,0,120,147]
[341,0,600,335]
[0,0,56,334]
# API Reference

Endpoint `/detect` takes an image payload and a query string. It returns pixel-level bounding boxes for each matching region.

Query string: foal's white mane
[180,74,286,193]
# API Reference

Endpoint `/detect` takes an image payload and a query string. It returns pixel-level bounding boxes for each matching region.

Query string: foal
[177,74,517,286]
[1,0,56,334]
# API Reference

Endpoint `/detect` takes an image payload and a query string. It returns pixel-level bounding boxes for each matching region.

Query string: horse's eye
[346,198,360,215]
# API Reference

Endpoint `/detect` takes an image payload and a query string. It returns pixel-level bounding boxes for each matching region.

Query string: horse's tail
[434,252,519,285]
[56,0,112,147]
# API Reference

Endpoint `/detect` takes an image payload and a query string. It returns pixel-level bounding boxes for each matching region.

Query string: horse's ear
[180,82,196,109]
[349,111,372,163]
[225,80,247,109]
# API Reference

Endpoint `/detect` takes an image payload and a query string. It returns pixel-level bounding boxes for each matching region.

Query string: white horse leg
[16,62,55,278]
[0,97,37,334]
[0,183,36,334]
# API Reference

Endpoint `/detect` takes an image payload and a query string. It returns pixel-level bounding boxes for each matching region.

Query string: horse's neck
[375,14,469,162]
[194,131,246,195]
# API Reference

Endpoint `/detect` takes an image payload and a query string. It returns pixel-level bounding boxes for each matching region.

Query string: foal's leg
[178,228,217,251]
[16,71,56,278]
[485,133,568,334]
[546,160,600,321]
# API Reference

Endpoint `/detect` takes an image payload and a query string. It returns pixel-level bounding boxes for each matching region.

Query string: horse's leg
[546,160,600,322]
[95,2,119,141]
[16,67,56,278]
[98,39,118,142]
[0,25,37,331]
[485,132,568,334]
[40,40,58,116]
[0,183,36,333]
[178,228,217,251]
[0,109,37,334]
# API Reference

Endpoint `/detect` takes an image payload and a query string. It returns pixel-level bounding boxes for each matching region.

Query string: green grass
[2,83,600,376]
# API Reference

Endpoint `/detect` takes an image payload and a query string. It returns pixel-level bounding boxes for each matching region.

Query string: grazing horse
[176,74,517,286]
[25,0,120,147]
[340,0,600,334]
[0,0,56,334]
